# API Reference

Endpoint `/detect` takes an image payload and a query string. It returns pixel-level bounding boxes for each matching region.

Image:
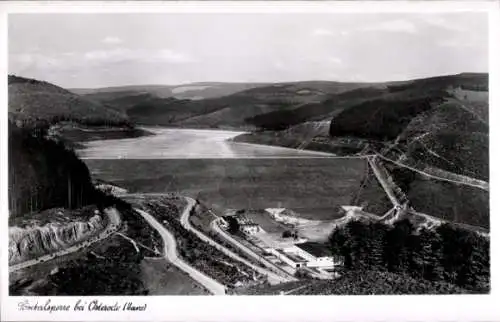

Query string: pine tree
[329,226,349,267]
[345,220,370,270]
[368,222,388,271]
[437,224,462,285]
[415,229,443,281]
[385,219,415,273]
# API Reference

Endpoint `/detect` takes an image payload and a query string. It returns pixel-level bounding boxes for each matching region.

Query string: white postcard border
[1,1,499,321]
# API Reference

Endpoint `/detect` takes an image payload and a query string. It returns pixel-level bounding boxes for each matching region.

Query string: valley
[8,72,490,296]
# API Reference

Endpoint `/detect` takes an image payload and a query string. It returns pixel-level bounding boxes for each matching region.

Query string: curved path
[375,153,489,191]
[9,208,121,273]
[179,197,292,284]
[210,217,297,280]
[134,206,226,295]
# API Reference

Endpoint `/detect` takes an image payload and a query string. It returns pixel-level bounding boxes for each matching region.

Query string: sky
[8,13,489,88]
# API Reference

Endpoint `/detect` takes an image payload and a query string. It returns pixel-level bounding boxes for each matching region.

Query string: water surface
[78,128,337,159]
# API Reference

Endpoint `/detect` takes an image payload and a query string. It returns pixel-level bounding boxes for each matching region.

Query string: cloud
[102,36,123,45]
[273,60,286,70]
[10,48,195,74]
[362,19,418,34]
[311,28,349,37]
[14,53,34,65]
[11,53,59,70]
[418,16,464,32]
[156,49,194,63]
[328,57,342,64]
[312,28,334,37]
[438,39,475,48]
[83,48,195,64]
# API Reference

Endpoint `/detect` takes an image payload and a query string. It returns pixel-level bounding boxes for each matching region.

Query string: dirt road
[210,217,297,281]
[179,197,292,284]
[134,206,226,295]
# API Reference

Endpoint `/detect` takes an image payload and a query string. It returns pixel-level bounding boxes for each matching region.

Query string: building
[235,215,262,235]
[267,248,308,268]
[267,242,343,270]
[240,223,262,235]
[294,242,343,268]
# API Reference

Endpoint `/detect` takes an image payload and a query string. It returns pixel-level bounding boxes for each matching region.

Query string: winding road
[209,217,297,281]
[179,197,293,284]
[375,153,489,191]
[134,205,226,295]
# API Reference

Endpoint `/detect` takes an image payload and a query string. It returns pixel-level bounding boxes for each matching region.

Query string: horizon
[8,13,488,88]
[9,71,488,90]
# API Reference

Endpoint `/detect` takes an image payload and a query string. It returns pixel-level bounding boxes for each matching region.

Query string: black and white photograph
[1,1,499,321]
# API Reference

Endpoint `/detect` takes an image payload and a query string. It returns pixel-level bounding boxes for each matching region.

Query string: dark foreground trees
[329,219,490,293]
[8,121,97,216]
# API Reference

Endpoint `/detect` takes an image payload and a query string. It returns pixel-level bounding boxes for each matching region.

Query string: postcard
[1,1,499,321]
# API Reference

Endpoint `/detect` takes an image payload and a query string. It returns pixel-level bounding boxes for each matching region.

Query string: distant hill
[329,73,488,140]
[8,75,130,127]
[232,73,489,230]
[175,81,376,128]
[71,82,266,101]
[232,121,331,149]
[72,80,375,129]
[234,73,488,178]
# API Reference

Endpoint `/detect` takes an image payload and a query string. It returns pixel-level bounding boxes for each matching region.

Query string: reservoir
[79,128,367,221]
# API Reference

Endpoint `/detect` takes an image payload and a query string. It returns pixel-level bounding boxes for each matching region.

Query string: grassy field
[407,176,489,229]
[84,158,367,221]
[140,258,209,295]
[240,209,291,234]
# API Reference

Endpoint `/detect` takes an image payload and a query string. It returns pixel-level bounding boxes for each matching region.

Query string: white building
[267,243,342,270]
[235,215,262,235]
[240,223,262,235]
[267,248,308,269]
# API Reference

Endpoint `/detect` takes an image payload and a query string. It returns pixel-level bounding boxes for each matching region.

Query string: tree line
[12,114,133,129]
[329,219,489,293]
[8,121,129,217]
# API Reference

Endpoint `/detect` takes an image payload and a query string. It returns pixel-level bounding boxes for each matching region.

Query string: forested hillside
[8,122,97,217]
[8,75,130,127]
[75,80,374,128]
[329,219,489,292]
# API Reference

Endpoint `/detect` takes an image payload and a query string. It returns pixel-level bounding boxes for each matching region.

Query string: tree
[367,222,389,270]
[413,229,444,281]
[384,219,415,273]
[225,216,240,234]
[345,220,371,270]
[436,224,462,284]
[329,226,351,268]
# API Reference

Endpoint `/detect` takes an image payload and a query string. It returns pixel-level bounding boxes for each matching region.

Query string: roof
[241,223,260,227]
[277,249,308,263]
[296,242,332,258]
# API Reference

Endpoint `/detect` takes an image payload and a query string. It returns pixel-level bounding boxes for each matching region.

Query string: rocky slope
[9,212,105,265]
